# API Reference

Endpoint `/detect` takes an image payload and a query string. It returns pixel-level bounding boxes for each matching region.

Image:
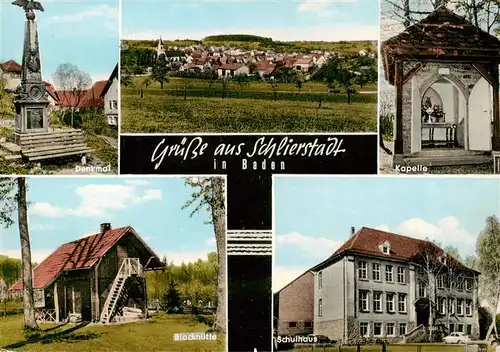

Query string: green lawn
[0,313,225,352]
[290,344,493,351]
[121,76,377,133]
[134,77,377,93]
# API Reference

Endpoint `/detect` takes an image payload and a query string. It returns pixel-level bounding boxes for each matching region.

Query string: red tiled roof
[218,63,245,70]
[0,60,22,73]
[295,58,313,65]
[320,227,471,271]
[56,80,106,109]
[11,227,130,290]
[43,82,58,101]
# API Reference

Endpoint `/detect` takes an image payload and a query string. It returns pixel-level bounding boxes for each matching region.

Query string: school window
[466,278,474,291]
[387,322,395,336]
[373,292,382,312]
[466,300,472,316]
[398,293,407,313]
[449,298,455,314]
[372,263,381,281]
[437,275,444,288]
[386,265,393,282]
[318,271,323,289]
[288,322,297,328]
[318,299,323,316]
[359,291,369,312]
[305,321,313,328]
[458,324,464,332]
[438,297,446,314]
[374,322,382,336]
[386,293,395,313]
[418,281,426,298]
[457,280,465,291]
[399,323,407,336]
[467,324,472,335]
[457,299,463,316]
[397,266,405,283]
[358,261,367,279]
[449,324,455,332]
[359,322,369,337]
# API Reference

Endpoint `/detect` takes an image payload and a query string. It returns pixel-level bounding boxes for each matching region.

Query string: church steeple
[157,35,165,58]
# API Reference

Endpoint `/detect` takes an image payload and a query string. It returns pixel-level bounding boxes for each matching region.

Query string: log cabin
[10,223,164,324]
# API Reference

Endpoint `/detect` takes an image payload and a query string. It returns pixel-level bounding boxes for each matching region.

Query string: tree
[182,177,226,333]
[476,216,500,340]
[53,63,92,127]
[443,245,462,262]
[0,177,39,334]
[232,75,250,92]
[0,79,14,120]
[152,55,169,89]
[296,79,303,92]
[163,277,182,313]
[267,78,279,101]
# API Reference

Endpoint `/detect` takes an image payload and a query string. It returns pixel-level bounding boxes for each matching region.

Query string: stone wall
[400,61,483,154]
[315,318,344,341]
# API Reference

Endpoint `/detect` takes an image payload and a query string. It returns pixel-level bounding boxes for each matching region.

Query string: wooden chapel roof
[382,6,500,84]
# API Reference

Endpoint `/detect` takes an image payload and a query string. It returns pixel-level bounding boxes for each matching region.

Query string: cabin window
[372,263,381,281]
[382,246,390,254]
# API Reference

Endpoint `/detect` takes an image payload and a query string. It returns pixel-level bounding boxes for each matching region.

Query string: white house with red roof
[298,227,480,344]
[217,63,250,78]
[0,60,22,92]
[10,223,163,324]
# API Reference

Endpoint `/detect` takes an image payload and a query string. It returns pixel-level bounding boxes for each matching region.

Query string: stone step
[27,148,93,161]
[20,136,86,148]
[17,129,83,137]
[5,154,22,161]
[403,155,492,167]
[0,142,22,155]
[22,143,88,155]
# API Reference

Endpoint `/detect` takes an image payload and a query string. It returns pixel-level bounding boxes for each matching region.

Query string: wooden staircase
[15,130,92,162]
[100,258,143,324]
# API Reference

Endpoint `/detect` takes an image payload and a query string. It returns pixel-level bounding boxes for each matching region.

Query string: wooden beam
[472,64,494,87]
[492,64,500,152]
[54,281,59,323]
[394,59,404,155]
[402,62,426,85]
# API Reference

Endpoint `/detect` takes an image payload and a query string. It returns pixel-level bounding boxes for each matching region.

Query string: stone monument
[12,0,49,142]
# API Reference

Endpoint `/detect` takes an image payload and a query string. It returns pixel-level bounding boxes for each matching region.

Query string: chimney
[351,226,356,236]
[100,223,111,234]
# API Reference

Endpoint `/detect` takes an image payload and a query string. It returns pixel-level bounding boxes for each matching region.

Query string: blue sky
[1,0,119,86]
[122,0,379,42]
[0,177,217,265]
[274,176,500,291]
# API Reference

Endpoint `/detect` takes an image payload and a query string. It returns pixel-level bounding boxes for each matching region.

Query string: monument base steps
[15,129,92,162]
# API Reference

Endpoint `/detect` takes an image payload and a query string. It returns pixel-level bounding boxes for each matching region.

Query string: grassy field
[122,77,377,133]
[0,313,225,352]
[288,343,493,352]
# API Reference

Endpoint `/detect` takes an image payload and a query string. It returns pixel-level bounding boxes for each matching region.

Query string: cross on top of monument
[12,0,44,20]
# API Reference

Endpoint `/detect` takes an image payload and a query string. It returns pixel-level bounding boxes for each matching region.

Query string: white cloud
[161,251,211,265]
[1,249,53,266]
[277,231,342,260]
[374,224,390,232]
[386,217,477,256]
[47,4,118,24]
[273,266,309,292]
[204,237,216,247]
[123,23,379,42]
[31,184,162,218]
[297,0,336,17]
[124,180,151,186]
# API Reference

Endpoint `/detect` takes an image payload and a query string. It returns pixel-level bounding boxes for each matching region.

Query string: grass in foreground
[289,343,493,351]
[0,313,225,352]
[122,94,377,133]
[84,133,118,171]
